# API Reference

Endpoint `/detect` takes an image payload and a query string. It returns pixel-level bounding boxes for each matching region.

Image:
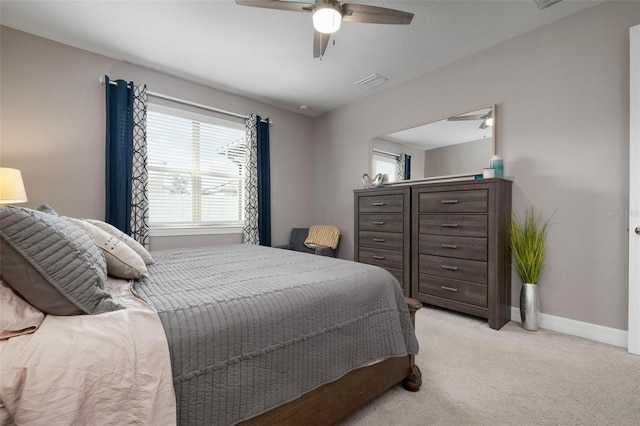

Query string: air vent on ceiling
[355,73,389,90]
[533,0,563,10]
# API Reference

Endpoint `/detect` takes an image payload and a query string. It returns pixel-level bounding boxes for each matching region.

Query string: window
[372,150,400,183]
[146,104,247,231]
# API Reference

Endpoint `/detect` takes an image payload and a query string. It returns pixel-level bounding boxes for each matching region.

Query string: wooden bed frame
[243,298,423,425]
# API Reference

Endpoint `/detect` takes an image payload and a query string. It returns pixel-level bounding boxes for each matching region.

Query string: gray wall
[424,138,493,178]
[0,26,316,250]
[313,1,639,330]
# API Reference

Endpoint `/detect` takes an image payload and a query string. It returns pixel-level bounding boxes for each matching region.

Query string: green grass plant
[509,207,552,284]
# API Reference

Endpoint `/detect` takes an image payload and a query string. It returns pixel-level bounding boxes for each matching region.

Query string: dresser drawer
[419,214,487,237]
[358,214,404,232]
[358,194,404,213]
[418,235,487,261]
[418,190,488,213]
[419,254,487,284]
[358,247,404,270]
[359,231,404,250]
[419,274,487,308]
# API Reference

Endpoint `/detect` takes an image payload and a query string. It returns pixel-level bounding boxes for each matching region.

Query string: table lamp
[0,167,28,205]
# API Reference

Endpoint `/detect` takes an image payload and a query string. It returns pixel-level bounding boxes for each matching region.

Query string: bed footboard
[242,297,422,425]
[402,297,423,392]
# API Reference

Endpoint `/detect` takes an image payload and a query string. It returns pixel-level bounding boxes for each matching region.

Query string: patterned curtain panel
[105,76,149,248]
[243,115,259,245]
[243,114,271,246]
[130,84,149,248]
[397,155,405,182]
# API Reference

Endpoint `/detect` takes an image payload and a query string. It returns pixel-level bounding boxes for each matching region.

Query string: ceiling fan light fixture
[485,117,494,127]
[313,1,342,34]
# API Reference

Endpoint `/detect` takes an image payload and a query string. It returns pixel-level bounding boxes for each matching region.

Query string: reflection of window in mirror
[372,140,421,182]
[372,150,400,183]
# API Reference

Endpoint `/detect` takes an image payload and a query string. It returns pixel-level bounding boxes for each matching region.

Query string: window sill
[150,226,244,237]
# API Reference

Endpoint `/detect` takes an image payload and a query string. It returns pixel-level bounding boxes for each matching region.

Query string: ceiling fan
[447,109,494,129]
[235,0,414,59]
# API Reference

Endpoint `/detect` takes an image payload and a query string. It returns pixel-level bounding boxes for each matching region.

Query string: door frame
[629,24,639,355]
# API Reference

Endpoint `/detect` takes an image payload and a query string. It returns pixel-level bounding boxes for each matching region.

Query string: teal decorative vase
[520,283,540,331]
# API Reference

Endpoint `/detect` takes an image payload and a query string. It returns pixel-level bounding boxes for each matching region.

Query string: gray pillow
[0,206,123,315]
[36,203,58,215]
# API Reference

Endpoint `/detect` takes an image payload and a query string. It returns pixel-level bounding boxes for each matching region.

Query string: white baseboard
[510,307,628,349]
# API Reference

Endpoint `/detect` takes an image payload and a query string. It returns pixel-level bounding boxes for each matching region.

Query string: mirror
[371,105,496,183]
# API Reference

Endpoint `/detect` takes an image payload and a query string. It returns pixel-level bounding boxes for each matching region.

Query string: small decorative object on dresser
[362,173,384,189]
[490,155,503,178]
[509,206,552,331]
[412,179,512,329]
[354,186,411,296]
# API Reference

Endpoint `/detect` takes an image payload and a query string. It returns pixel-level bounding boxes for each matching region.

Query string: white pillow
[68,218,149,279]
[83,219,154,265]
[0,279,45,340]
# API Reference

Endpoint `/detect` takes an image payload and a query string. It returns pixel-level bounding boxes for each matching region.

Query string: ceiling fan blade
[235,0,313,13]
[341,3,414,25]
[479,120,488,130]
[447,114,486,121]
[313,30,330,58]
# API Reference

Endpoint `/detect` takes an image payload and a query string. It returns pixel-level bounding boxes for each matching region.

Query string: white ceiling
[0,0,603,117]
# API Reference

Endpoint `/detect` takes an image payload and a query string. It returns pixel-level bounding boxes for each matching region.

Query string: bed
[0,206,421,425]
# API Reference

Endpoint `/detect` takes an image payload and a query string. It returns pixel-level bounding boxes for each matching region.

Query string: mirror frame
[370,104,497,184]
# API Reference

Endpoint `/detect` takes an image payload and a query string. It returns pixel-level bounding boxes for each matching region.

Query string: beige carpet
[340,306,640,426]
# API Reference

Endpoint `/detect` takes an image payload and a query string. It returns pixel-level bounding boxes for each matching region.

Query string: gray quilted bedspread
[133,244,419,426]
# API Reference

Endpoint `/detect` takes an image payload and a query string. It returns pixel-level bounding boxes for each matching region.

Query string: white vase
[520,283,540,331]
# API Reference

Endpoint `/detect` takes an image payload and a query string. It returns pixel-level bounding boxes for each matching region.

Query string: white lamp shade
[313,6,342,34]
[0,168,28,204]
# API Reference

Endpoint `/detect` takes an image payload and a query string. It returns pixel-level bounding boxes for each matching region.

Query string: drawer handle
[373,255,385,260]
[440,244,458,249]
[372,221,385,225]
[372,238,385,242]
[372,202,386,206]
[441,223,459,228]
[441,199,459,204]
[441,286,459,292]
[440,265,459,271]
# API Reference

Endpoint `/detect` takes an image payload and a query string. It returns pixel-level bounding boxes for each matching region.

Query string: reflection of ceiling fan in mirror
[235,0,414,59]
[447,109,494,129]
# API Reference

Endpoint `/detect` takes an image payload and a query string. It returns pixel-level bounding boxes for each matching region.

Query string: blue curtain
[403,154,412,180]
[256,116,271,246]
[105,76,134,234]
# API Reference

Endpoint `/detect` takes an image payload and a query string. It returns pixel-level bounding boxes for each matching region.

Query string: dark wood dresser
[412,179,512,329]
[354,187,411,296]
[354,179,512,329]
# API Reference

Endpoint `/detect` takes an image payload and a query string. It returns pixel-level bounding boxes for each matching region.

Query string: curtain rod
[99,77,269,124]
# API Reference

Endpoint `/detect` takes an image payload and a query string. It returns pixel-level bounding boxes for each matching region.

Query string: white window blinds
[372,150,400,183]
[146,104,246,228]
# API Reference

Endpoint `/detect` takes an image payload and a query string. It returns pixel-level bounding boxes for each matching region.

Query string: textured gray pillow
[0,238,84,315]
[36,203,58,215]
[68,218,149,279]
[0,206,123,315]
